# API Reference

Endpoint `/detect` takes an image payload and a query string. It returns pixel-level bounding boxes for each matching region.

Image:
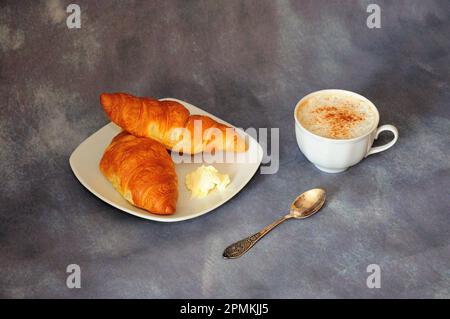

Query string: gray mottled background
[1,0,449,298]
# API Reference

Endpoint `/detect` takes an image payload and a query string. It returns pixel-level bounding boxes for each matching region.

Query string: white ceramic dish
[69,98,263,222]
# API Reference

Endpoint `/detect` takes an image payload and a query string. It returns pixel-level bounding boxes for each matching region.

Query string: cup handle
[366,124,398,156]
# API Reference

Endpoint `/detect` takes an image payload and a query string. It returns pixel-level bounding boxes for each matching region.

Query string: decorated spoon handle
[223,215,290,259]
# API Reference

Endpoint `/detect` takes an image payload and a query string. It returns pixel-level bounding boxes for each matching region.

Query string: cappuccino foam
[296,92,377,139]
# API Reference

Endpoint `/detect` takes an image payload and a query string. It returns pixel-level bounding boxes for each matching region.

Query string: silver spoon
[223,188,326,259]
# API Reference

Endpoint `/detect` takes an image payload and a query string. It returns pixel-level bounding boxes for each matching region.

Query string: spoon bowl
[290,188,326,218]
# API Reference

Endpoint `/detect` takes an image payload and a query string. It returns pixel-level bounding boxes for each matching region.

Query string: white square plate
[69,98,263,222]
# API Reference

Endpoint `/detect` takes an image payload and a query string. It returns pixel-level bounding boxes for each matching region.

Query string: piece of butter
[185,165,230,198]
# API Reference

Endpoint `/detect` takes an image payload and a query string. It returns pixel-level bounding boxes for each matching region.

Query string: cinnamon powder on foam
[311,105,364,139]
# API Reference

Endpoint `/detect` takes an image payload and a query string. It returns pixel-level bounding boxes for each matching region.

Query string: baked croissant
[99,131,178,215]
[100,93,247,154]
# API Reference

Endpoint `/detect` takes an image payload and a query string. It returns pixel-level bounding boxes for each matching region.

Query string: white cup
[294,89,398,173]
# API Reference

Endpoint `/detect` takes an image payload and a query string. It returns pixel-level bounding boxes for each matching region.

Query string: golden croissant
[100,93,247,154]
[99,131,178,215]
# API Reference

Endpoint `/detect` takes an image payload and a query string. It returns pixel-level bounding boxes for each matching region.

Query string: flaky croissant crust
[99,132,178,215]
[101,93,247,154]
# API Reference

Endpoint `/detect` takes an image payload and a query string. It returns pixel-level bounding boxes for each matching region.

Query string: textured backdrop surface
[1,0,449,298]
